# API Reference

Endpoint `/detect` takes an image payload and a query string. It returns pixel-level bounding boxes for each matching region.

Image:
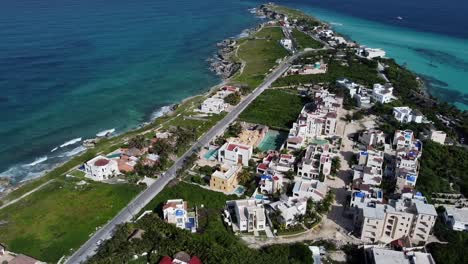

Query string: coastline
[0,24,255,200]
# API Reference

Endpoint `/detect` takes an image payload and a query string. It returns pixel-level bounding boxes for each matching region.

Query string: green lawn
[0,176,141,262]
[239,89,308,130]
[231,27,288,89]
[291,28,323,50]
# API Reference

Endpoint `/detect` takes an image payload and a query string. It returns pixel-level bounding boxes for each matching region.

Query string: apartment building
[287,90,341,150]
[355,196,437,244]
[393,130,423,190]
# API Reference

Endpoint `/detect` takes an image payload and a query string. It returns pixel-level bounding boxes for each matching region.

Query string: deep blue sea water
[0,0,467,184]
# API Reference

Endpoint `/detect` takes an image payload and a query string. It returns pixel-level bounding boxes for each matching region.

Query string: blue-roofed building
[163,199,197,233]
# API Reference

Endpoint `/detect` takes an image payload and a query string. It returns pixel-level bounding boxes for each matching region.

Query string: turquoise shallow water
[295,6,468,110]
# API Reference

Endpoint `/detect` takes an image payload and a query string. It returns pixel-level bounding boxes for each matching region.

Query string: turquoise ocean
[0,0,467,184]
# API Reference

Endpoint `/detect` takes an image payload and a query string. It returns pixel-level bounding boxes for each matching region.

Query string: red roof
[189,256,203,264]
[257,163,268,170]
[226,143,249,151]
[159,256,173,264]
[94,158,110,167]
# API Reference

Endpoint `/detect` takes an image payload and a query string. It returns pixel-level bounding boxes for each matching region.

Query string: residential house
[218,142,253,167]
[358,130,385,147]
[259,174,282,194]
[292,179,328,202]
[227,199,266,232]
[84,155,120,181]
[210,164,241,193]
[163,199,197,233]
[280,38,293,51]
[443,206,468,232]
[356,47,386,59]
[200,98,225,114]
[429,130,446,145]
[297,143,334,180]
[0,245,45,264]
[270,197,308,227]
[372,83,394,104]
[364,247,436,264]
[393,107,424,123]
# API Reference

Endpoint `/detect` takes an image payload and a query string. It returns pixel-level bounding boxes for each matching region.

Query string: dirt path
[0,179,54,210]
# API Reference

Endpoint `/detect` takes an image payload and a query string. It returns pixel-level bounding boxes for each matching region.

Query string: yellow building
[210,164,241,192]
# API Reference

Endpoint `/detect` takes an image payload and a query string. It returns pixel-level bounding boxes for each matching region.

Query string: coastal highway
[65,51,306,264]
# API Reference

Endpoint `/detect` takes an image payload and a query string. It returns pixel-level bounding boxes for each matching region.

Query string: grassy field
[0,176,141,262]
[239,89,308,130]
[272,58,383,87]
[291,28,323,50]
[231,27,288,89]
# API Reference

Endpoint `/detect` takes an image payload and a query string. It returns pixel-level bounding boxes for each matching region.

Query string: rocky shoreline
[208,38,240,79]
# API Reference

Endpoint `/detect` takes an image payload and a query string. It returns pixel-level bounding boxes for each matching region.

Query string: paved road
[65,51,307,264]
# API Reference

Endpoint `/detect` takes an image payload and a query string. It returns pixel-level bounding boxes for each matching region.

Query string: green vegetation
[224,92,241,105]
[232,27,288,89]
[427,216,468,264]
[239,89,308,130]
[291,28,323,50]
[89,182,313,264]
[417,141,468,197]
[0,176,141,262]
[273,53,383,87]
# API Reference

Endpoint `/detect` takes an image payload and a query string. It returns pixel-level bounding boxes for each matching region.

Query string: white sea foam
[60,137,82,148]
[26,156,48,167]
[61,146,86,157]
[330,22,343,26]
[50,147,58,153]
[96,128,115,137]
[150,105,173,120]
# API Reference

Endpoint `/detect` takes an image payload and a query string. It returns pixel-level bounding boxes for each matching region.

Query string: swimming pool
[106,153,121,159]
[257,130,288,152]
[203,148,218,160]
[234,186,246,196]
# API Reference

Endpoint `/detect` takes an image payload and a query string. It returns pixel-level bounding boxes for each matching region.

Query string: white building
[443,206,468,232]
[84,155,119,181]
[356,47,386,59]
[163,199,197,233]
[280,38,293,51]
[228,199,266,232]
[336,78,361,98]
[287,90,341,150]
[297,143,334,179]
[372,83,394,104]
[200,97,226,114]
[393,107,424,123]
[364,247,436,264]
[259,174,283,194]
[429,130,446,145]
[292,180,328,202]
[270,197,307,227]
[393,130,423,189]
[358,130,385,147]
[218,142,253,167]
